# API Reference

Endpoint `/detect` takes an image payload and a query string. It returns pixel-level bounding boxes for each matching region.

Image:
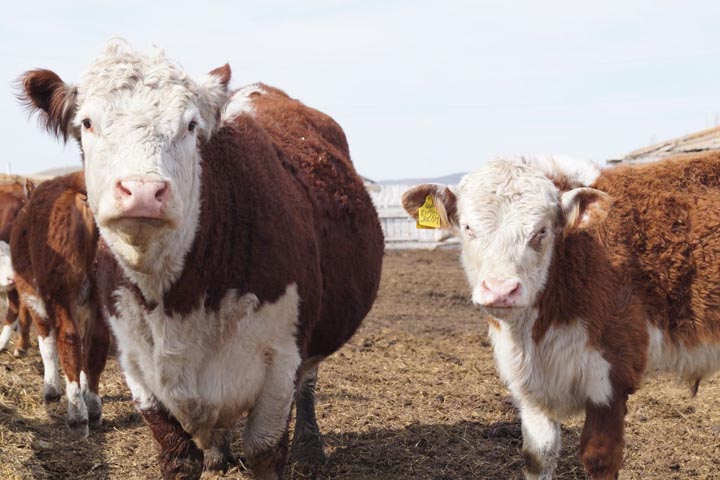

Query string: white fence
[368,184,459,249]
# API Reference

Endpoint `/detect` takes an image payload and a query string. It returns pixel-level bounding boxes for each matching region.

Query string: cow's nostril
[116,181,132,197]
[155,183,168,202]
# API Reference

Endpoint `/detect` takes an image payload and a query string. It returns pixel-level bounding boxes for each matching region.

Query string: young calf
[0,178,35,356]
[20,40,383,479]
[403,153,720,479]
[9,172,109,439]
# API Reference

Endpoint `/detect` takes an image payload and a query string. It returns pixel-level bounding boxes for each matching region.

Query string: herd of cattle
[0,39,719,480]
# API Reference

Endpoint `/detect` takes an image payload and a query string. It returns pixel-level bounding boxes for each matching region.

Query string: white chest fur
[489,314,613,419]
[108,283,301,443]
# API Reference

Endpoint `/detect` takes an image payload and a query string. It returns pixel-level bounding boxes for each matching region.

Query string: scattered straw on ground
[1,249,719,479]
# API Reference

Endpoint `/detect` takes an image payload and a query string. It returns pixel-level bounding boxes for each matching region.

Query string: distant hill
[377,172,466,186]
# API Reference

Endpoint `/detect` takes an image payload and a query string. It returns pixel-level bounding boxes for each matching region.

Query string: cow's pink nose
[114,179,169,219]
[477,278,521,307]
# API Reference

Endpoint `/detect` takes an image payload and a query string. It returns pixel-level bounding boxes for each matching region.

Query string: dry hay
[1,249,720,479]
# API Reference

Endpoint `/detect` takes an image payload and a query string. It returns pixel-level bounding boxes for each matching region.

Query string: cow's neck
[531,230,602,343]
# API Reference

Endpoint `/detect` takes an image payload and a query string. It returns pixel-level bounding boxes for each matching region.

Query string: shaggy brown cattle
[403,153,720,479]
[20,40,383,479]
[0,176,35,356]
[9,171,109,439]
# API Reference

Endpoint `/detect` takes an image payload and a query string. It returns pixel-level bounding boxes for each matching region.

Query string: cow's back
[592,152,720,345]
[12,172,97,304]
[0,181,32,242]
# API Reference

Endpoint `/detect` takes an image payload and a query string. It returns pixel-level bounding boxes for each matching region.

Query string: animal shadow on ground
[0,350,143,480]
[312,420,586,480]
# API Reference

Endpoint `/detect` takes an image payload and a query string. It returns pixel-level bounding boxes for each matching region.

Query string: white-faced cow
[8,171,109,439]
[403,153,720,479]
[0,240,22,353]
[0,177,35,356]
[20,40,384,479]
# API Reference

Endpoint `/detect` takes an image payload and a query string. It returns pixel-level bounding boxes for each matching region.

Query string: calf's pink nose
[115,179,169,219]
[478,278,521,307]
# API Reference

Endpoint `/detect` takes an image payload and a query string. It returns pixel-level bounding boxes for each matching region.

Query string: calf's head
[403,159,611,321]
[0,241,15,291]
[19,40,231,275]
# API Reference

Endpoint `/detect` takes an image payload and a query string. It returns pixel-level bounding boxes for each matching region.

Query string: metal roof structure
[609,125,720,165]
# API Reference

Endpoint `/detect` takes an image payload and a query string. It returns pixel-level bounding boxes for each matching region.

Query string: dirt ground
[1,249,720,479]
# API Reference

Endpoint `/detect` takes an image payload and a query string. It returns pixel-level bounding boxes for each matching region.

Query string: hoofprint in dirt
[1,249,719,479]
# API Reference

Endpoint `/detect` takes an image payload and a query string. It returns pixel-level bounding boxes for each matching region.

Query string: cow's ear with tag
[402,184,458,230]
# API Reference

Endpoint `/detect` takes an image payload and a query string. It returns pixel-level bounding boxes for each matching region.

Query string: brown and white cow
[403,153,720,479]
[9,171,109,439]
[0,177,35,356]
[20,40,384,479]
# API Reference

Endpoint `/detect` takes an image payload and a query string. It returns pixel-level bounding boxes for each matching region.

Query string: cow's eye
[188,120,197,133]
[529,226,548,250]
[463,224,476,239]
[82,119,92,130]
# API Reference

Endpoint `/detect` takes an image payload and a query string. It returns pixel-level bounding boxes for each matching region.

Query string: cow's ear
[560,187,612,234]
[195,63,231,139]
[18,69,78,142]
[402,184,458,230]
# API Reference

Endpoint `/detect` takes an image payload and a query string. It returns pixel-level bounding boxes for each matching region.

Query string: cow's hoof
[43,385,61,403]
[67,419,89,440]
[290,434,325,479]
[203,447,234,473]
[12,348,26,358]
[161,455,203,480]
[85,393,103,428]
[88,411,103,428]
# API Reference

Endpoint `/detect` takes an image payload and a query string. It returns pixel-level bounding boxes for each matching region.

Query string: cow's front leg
[519,402,561,480]
[203,428,235,473]
[244,351,297,480]
[580,394,627,480]
[124,361,203,480]
[141,405,204,480]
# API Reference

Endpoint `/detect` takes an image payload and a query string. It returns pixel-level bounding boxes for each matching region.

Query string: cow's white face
[402,157,611,323]
[456,162,562,319]
[20,40,231,289]
[0,241,15,292]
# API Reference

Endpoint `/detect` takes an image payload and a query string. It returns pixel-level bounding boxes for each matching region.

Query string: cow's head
[0,241,15,292]
[19,40,231,281]
[403,158,611,321]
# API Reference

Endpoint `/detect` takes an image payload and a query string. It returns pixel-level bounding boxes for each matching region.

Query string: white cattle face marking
[51,40,231,289]
[449,158,610,322]
[457,160,563,320]
[0,241,15,291]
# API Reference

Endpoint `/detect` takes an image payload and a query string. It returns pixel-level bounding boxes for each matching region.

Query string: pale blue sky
[2,1,720,180]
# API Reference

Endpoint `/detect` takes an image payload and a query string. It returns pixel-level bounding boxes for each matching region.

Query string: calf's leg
[55,303,89,439]
[580,394,627,480]
[82,304,110,427]
[203,428,235,473]
[14,302,31,357]
[519,402,561,480]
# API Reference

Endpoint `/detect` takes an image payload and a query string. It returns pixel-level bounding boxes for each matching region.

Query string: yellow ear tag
[417,195,441,229]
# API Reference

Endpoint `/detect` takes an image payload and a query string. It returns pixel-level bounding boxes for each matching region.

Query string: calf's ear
[18,69,78,142]
[402,184,458,230]
[195,63,232,139]
[560,187,612,234]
